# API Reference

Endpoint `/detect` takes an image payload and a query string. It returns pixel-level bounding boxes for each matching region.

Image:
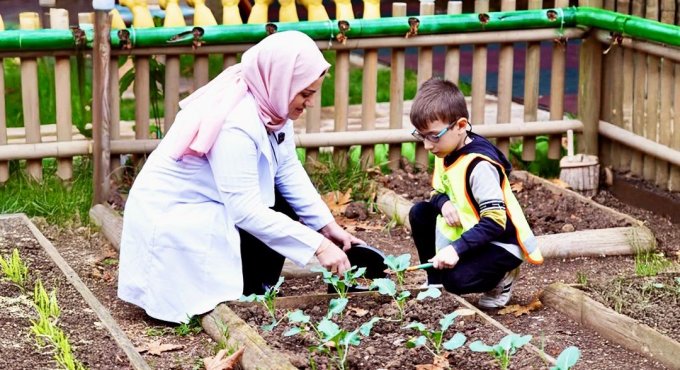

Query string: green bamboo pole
[0,8,679,53]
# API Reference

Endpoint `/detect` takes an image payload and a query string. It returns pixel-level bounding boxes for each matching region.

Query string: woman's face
[288,75,325,120]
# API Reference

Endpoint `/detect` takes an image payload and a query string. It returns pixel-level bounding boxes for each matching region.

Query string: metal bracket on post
[265,23,278,35]
[70,26,88,49]
[336,20,350,44]
[603,32,623,54]
[406,17,420,38]
[117,29,132,50]
[168,27,205,49]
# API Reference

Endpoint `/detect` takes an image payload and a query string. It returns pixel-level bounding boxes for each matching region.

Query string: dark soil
[2,161,677,369]
[229,292,544,370]
[0,216,130,370]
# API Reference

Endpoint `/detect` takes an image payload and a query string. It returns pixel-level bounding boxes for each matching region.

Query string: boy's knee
[409,201,437,226]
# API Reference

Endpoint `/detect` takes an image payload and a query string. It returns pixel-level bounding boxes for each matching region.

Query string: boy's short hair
[410,78,469,131]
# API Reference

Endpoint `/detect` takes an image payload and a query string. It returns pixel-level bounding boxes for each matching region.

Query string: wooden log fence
[0,2,679,203]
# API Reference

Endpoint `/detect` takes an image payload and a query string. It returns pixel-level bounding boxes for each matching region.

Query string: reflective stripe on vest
[432,153,544,265]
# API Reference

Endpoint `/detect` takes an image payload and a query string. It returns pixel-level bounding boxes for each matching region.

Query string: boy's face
[416,118,468,158]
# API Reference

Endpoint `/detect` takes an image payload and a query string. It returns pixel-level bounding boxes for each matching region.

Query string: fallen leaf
[348,306,369,317]
[322,189,353,215]
[510,181,524,193]
[499,296,543,317]
[415,353,450,369]
[136,341,184,356]
[549,178,572,189]
[203,347,245,370]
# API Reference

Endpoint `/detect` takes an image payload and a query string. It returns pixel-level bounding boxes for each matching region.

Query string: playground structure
[0,0,679,207]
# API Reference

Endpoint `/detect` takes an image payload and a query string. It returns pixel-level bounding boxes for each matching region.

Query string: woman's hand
[315,239,351,274]
[429,245,460,269]
[319,221,365,251]
[441,201,461,227]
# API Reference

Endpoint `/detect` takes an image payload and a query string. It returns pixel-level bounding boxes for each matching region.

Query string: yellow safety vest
[432,153,544,265]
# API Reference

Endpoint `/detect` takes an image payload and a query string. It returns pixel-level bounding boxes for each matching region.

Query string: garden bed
[3,159,677,369]
[0,214,137,369]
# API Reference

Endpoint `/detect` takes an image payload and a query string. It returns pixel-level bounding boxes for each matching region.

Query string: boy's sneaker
[478,267,520,309]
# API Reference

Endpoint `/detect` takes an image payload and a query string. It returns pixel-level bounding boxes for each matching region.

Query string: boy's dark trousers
[239,189,296,295]
[409,201,522,294]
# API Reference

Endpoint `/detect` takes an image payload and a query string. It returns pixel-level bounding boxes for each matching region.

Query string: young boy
[408,78,543,308]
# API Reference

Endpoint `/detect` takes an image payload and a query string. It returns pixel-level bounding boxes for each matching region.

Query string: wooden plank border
[542,282,680,369]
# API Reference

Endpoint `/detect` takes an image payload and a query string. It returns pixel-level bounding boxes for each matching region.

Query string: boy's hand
[429,245,459,269]
[441,201,461,226]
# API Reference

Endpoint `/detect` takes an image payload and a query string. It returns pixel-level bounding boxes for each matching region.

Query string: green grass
[635,251,673,277]
[0,158,93,226]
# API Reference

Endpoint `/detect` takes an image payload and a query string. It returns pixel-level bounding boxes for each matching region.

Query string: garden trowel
[326,244,388,293]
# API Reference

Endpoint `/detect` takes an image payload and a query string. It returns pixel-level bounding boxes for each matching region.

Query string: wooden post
[360,49,378,168]
[415,0,435,170]
[444,1,462,85]
[643,0,660,182]
[522,0,542,161]
[618,0,634,172]
[333,50,350,168]
[223,53,237,69]
[630,0,645,176]
[20,12,43,181]
[496,0,515,158]
[194,54,210,90]
[304,89,321,167]
[0,57,7,183]
[599,0,616,168]
[109,56,121,177]
[549,0,569,160]
[671,63,680,191]
[655,0,674,189]
[388,3,406,171]
[50,8,73,181]
[92,10,112,205]
[164,55,180,132]
[134,56,150,164]
[471,0,489,129]
[578,0,603,155]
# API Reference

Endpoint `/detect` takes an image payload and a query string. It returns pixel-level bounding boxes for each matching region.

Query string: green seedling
[383,254,411,289]
[285,309,380,370]
[1,248,29,290]
[404,312,467,356]
[313,265,367,318]
[370,278,409,319]
[550,346,581,370]
[469,333,533,370]
[52,328,87,370]
[313,265,367,299]
[239,276,285,331]
[174,315,203,336]
[33,280,60,320]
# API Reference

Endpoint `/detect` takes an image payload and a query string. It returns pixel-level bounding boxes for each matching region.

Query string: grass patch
[635,251,673,277]
[0,158,93,226]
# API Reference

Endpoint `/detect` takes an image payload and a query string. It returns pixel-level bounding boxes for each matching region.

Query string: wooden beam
[89,204,123,250]
[542,282,680,370]
[201,304,297,370]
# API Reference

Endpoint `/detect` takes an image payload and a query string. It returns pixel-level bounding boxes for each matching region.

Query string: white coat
[117,93,334,323]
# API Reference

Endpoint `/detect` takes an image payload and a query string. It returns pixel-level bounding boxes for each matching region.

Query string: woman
[118,31,362,323]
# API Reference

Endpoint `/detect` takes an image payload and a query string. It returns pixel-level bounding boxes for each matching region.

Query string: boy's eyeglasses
[411,122,456,143]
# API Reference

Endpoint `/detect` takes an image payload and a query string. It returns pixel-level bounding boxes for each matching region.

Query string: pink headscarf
[169,31,330,159]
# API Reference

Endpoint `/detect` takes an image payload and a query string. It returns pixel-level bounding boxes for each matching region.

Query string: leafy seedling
[174,315,203,336]
[313,265,367,318]
[550,346,581,370]
[404,312,467,356]
[239,276,285,331]
[285,309,381,370]
[383,254,412,289]
[370,278,410,320]
[33,280,60,320]
[469,333,532,370]
[1,248,29,290]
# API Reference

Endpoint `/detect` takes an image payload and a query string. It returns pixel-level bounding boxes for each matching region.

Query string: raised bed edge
[0,213,151,370]
[541,282,680,370]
